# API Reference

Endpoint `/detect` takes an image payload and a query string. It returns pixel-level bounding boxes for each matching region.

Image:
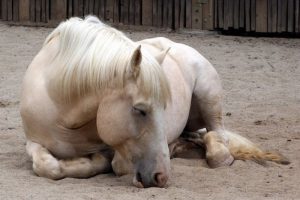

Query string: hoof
[206,143,234,168]
[207,152,234,168]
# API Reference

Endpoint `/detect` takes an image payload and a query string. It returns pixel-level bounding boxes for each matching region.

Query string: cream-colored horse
[20,16,289,188]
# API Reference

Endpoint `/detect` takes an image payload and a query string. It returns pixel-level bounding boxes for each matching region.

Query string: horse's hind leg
[185,70,234,168]
[26,140,111,179]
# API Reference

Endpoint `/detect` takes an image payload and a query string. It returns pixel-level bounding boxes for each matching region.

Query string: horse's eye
[133,107,147,117]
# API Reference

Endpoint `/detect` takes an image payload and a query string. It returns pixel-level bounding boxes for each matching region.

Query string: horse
[20,16,289,188]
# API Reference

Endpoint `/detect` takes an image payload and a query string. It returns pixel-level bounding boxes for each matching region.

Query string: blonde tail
[225,131,290,165]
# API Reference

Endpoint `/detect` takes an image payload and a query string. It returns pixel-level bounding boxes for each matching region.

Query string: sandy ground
[0,21,299,200]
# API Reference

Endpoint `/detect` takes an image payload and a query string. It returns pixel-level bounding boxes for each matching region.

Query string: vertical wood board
[7,0,12,21]
[191,0,202,29]
[256,0,268,32]
[142,0,152,26]
[19,0,30,21]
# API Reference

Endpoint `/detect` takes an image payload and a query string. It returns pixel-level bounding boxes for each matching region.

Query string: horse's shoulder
[57,96,99,130]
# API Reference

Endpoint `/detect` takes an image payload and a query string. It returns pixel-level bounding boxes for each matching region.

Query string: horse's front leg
[26,140,112,179]
[111,151,133,176]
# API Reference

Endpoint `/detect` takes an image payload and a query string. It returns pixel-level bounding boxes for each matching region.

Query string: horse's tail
[225,131,290,165]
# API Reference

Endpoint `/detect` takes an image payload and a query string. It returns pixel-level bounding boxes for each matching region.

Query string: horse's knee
[90,153,111,172]
[112,152,133,176]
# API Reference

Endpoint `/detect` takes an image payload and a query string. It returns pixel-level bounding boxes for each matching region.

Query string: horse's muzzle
[133,170,168,188]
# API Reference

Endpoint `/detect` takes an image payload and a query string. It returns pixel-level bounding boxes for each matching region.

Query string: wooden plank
[213,0,217,28]
[45,0,49,21]
[2,0,7,20]
[51,0,67,21]
[298,0,300,33]
[179,0,184,28]
[277,0,282,32]
[245,0,250,31]
[167,0,173,28]
[296,0,299,32]
[84,0,89,16]
[191,0,202,29]
[227,0,233,28]
[121,0,129,24]
[271,0,277,32]
[113,0,119,23]
[217,0,223,28]
[223,0,228,30]
[267,0,272,32]
[256,0,268,33]
[152,0,158,26]
[67,0,72,18]
[174,0,180,29]
[129,0,134,24]
[250,0,255,31]
[142,0,152,26]
[78,0,84,17]
[49,0,53,20]
[239,0,245,28]
[98,0,104,19]
[35,0,41,22]
[202,0,214,30]
[73,0,79,16]
[30,0,35,22]
[287,0,294,32]
[41,0,46,22]
[19,0,30,21]
[106,0,114,22]
[233,0,239,29]
[93,0,99,17]
[209,0,214,29]
[134,0,141,25]
[88,0,94,14]
[282,0,287,32]
[13,0,19,21]
[186,0,192,28]
[7,0,12,21]
[158,0,163,27]
[279,0,287,32]
[162,0,168,27]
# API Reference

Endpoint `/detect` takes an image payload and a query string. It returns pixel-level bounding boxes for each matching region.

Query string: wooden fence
[1,0,300,33]
[214,0,300,33]
[0,0,213,30]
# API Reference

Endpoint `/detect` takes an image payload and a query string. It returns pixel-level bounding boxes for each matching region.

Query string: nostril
[154,172,168,187]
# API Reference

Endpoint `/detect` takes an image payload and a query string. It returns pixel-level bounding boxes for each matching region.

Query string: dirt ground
[0,21,299,200]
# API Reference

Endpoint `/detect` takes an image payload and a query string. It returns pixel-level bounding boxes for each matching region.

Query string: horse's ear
[155,47,170,65]
[130,45,142,78]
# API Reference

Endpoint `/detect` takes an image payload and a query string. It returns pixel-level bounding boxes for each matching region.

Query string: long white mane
[44,16,170,106]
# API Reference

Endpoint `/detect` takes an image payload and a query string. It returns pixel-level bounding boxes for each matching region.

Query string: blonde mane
[44,16,170,106]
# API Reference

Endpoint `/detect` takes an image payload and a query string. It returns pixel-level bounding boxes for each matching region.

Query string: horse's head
[96,45,171,188]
